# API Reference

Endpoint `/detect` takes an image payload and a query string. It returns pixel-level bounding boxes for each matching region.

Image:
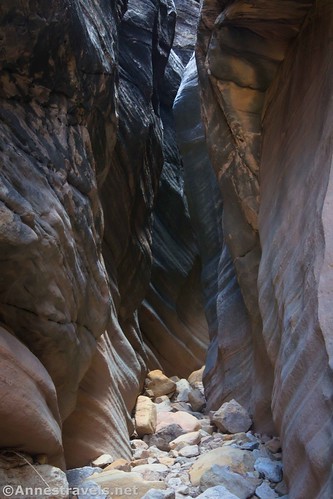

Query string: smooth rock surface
[135,396,157,437]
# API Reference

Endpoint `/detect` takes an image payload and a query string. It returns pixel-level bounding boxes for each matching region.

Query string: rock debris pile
[67,368,288,499]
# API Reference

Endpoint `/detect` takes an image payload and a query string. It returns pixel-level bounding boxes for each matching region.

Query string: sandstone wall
[196,0,333,496]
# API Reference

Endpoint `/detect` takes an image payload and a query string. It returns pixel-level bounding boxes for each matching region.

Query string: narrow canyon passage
[0,1,332,499]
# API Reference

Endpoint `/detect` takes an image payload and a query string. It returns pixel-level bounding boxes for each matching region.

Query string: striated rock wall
[196,0,333,496]
[0,0,188,469]
[259,2,333,496]
[139,0,210,377]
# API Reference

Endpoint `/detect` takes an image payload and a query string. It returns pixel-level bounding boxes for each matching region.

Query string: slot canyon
[0,1,332,498]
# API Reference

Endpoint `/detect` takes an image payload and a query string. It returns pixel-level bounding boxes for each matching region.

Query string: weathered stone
[135,396,157,437]
[169,431,201,450]
[188,389,206,412]
[91,454,114,468]
[190,447,255,486]
[104,459,131,472]
[178,445,200,458]
[211,400,252,434]
[0,465,69,498]
[255,481,279,499]
[145,370,177,398]
[174,379,191,402]
[87,469,166,497]
[254,458,283,483]
[200,465,259,498]
[157,411,201,434]
[196,485,239,499]
[142,489,176,499]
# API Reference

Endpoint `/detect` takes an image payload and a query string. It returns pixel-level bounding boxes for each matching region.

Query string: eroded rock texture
[0,0,183,469]
[196,0,333,496]
[139,0,209,377]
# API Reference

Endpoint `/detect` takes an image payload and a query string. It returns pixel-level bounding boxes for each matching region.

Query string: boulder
[178,445,200,458]
[0,464,69,498]
[135,396,157,437]
[91,454,114,468]
[211,400,252,434]
[254,457,283,483]
[169,431,201,450]
[189,447,255,486]
[196,485,240,498]
[145,371,176,398]
[188,389,206,412]
[255,481,279,499]
[200,465,259,498]
[87,469,166,498]
[157,411,201,433]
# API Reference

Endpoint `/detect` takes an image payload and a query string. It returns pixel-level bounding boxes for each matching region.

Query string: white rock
[178,445,200,458]
[255,481,279,499]
[170,431,201,450]
[254,457,283,483]
[211,400,252,434]
[91,454,114,468]
[131,439,149,450]
[142,489,176,499]
[200,464,259,498]
[134,463,169,475]
[196,485,240,498]
[175,379,191,402]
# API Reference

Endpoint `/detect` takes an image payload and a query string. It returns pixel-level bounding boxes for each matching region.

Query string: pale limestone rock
[88,469,166,497]
[196,485,239,498]
[200,465,259,498]
[135,396,157,437]
[189,447,255,486]
[154,399,173,413]
[92,454,114,468]
[0,464,69,498]
[146,370,176,398]
[142,489,176,499]
[169,431,201,450]
[175,379,191,402]
[131,440,149,450]
[157,411,201,433]
[254,457,283,483]
[211,400,252,434]
[255,481,279,499]
[178,445,200,458]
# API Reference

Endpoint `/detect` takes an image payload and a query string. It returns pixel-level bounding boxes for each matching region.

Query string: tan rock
[145,370,176,398]
[135,396,157,437]
[0,464,69,498]
[188,366,205,388]
[89,469,166,498]
[169,431,201,450]
[131,458,149,467]
[92,453,114,468]
[158,457,175,466]
[104,459,131,472]
[157,411,201,433]
[189,447,255,486]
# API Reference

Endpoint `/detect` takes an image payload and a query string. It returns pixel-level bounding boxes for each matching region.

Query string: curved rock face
[0,0,182,469]
[174,56,252,411]
[139,2,209,377]
[196,0,333,496]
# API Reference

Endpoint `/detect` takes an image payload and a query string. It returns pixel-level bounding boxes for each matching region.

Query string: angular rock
[0,465,69,498]
[190,447,255,486]
[178,445,200,458]
[92,454,114,468]
[142,489,176,499]
[174,379,191,402]
[188,389,206,412]
[188,367,205,389]
[196,485,240,499]
[169,431,201,450]
[254,458,283,483]
[200,465,259,498]
[145,424,185,452]
[255,481,279,499]
[87,469,166,497]
[146,371,177,398]
[135,396,157,437]
[211,400,252,434]
[104,459,131,472]
[157,411,201,433]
